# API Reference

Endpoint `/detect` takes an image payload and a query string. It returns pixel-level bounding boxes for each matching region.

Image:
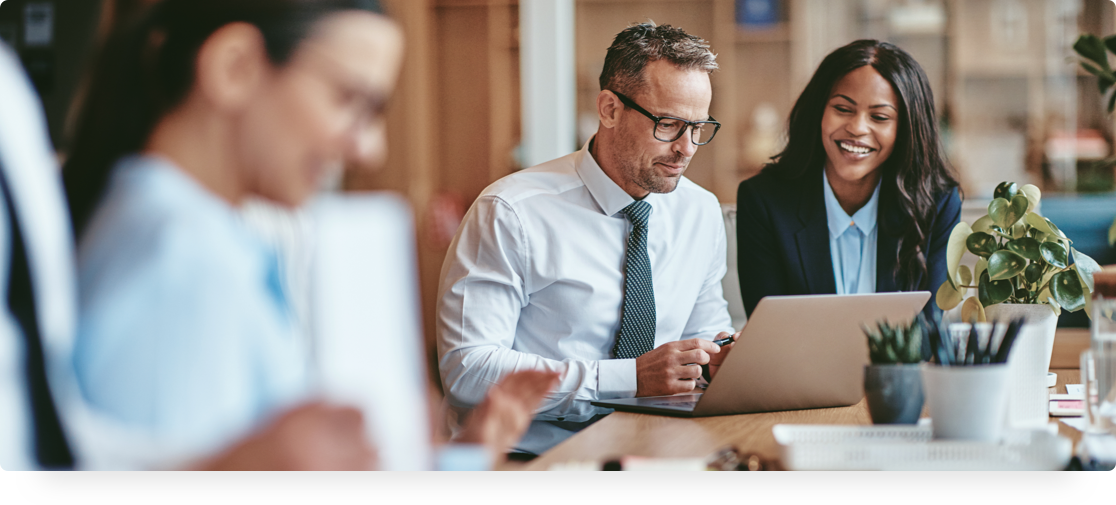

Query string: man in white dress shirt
[437,23,740,456]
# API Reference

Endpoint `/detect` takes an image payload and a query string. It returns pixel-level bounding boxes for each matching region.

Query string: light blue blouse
[73,155,308,455]
[823,170,880,295]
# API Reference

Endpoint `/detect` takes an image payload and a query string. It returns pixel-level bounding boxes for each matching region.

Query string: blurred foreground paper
[310,193,432,471]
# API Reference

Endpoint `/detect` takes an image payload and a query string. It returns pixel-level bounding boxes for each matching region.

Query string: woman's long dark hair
[764,39,958,291]
[62,0,383,237]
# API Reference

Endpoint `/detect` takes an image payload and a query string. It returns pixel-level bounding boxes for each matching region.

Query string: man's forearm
[440,346,617,421]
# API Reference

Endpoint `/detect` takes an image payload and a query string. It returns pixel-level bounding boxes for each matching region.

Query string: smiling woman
[734,39,961,338]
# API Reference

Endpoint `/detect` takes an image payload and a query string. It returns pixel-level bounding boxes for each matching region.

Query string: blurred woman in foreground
[63,0,554,469]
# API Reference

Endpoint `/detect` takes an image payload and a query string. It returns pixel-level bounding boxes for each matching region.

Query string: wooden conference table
[506,369,1081,470]
[505,329,1093,471]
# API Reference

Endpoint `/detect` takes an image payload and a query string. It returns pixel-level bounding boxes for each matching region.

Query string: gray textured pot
[864,364,924,425]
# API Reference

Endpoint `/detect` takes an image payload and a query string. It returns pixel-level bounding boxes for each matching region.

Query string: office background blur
[1,0,1114,389]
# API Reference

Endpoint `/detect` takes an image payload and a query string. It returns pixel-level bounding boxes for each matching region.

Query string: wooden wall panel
[347,0,521,391]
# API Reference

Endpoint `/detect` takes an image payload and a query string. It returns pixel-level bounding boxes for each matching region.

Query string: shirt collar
[115,153,276,258]
[822,169,881,239]
[575,136,652,217]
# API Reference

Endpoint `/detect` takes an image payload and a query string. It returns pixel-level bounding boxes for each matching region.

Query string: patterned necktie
[613,200,655,359]
[1,165,74,469]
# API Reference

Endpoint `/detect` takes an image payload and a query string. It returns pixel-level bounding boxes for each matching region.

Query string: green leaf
[961,296,986,323]
[1020,184,1041,213]
[1105,34,1116,56]
[1040,241,1069,269]
[1050,270,1086,312]
[971,215,995,234]
[1024,262,1044,284]
[990,227,1014,241]
[937,279,964,311]
[1080,61,1116,92]
[1101,73,1116,94]
[974,257,988,284]
[945,222,973,288]
[1045,295,1062,317]
[1009,195,1028,227]
[988,250,1027,281]
[988,196,1028,229]
[1075,34,1111,72]
[958,264,973,287]
[988,198,1009,229]
[904,325,922,363]
[1038,283,1054,305]
[1047,218,1068,240]
[979,270,1013,306]
[993,181,1019,201]
[1109,217,1116,246]
[1011,223,1027,239]
[1026,213,1068,242]
[966,232,998,258]
[1006,237,1041,261]
[1072,248,1101,295]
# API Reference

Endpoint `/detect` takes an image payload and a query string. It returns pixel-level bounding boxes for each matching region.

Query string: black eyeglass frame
[609,90,721,146]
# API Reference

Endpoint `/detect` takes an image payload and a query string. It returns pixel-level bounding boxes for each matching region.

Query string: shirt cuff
[597,358,637,399]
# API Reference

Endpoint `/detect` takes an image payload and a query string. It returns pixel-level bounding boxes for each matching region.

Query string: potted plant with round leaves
[935,181,1101,378]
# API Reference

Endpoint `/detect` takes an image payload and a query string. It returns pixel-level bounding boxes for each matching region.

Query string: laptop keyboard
[651,400,699,409]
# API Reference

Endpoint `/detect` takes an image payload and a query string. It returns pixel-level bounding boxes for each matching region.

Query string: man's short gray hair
[598,22,718,97]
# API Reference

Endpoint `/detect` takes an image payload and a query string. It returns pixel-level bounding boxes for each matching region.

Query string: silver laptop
[591,292,931,417]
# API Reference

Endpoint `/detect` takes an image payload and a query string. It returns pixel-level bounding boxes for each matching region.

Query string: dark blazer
[735,165,961,322]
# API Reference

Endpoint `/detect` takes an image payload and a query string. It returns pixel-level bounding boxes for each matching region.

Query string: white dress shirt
[0,42,81,470]
[437,138,734,454]
[823,170,880,295]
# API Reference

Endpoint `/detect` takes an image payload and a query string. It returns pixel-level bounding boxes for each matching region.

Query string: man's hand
[458,369,560,456]
[193,402,377,471]
[635,338,721,397]
[706,330,741,380]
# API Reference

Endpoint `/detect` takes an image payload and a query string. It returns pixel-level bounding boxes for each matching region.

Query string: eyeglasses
[609,90,721,146]
[296,46,389,133]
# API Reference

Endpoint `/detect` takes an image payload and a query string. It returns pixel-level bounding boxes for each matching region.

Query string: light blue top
[73,155,308,455]
[823,170,880,295]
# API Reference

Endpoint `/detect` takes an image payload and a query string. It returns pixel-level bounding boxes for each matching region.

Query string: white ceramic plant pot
[983,303,1058,429]
[921,363,1011,441]
[983,303,1058,369]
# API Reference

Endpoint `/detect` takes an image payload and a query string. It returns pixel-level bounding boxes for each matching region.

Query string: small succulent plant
[863,316,925,365]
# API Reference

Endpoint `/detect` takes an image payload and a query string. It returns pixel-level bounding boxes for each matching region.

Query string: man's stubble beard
[615,142,688,195]
[629,163,680,194]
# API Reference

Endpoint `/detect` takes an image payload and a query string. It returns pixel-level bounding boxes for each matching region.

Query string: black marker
[712,336,734,347]
[697,336,736,383]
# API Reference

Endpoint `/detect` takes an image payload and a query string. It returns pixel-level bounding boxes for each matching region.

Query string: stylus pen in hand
[711,336,734,347]
[686,336,735,382]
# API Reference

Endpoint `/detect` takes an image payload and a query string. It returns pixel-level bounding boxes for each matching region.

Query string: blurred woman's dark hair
[62,0,384,236]
[763,39,959,291]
